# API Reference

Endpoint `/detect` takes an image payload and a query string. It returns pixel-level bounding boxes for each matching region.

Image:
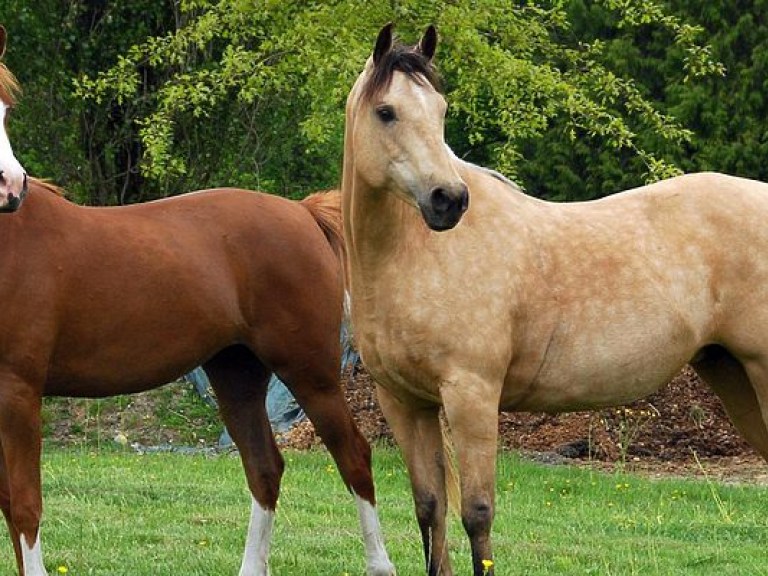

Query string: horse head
[346,24,468,231]
[0,25,28,213]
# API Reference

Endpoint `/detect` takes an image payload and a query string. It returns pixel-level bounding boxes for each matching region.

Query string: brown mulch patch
[283,364,761,477]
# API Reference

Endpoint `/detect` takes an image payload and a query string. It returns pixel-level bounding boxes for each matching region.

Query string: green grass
[4,446,767,575]
[42,384,223,448]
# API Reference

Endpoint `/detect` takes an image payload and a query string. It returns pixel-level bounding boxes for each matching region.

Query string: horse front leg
[0,440,24,575]
[377,384,453,576]
[0,374,47,576]
[441,378,500,576]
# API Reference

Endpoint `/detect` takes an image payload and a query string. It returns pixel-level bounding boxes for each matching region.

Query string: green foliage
[664,0,768,179]
[0,0,177,203]
[521,0,768,200]
[438,0,717,189]
[73,0,722,201]
[3,1,748,203]
[515,0,728,200]
[0,2,88,199]
[75,1,372,197]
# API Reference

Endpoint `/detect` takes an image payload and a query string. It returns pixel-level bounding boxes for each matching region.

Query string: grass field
[4,445,767,575]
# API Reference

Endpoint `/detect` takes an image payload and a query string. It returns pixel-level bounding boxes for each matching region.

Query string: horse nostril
[430,184,469,216]
[422,184,470,230]
[430,187,452,214]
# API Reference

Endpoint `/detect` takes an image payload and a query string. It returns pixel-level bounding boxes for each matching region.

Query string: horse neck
[19,180,72,221]
[342,163,427,287]
[342,74,420,283]
[0,181,60,243]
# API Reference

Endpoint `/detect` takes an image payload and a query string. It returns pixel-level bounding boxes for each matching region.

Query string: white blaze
[0,100,26,205]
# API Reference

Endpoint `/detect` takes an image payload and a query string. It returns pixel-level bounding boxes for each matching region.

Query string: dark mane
[0,62,19,106]
[361,43,441,102]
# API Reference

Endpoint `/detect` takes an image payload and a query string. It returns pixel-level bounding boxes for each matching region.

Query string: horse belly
[506,314,701,413]
[44,287,238,396]
[514,357,684,412]
[45,325,228,397]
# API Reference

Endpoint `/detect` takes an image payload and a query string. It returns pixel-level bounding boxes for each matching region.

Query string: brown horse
[1,177,396,576]
[343,24,768,576]
[0,29,393,576]
[0,26,27,212]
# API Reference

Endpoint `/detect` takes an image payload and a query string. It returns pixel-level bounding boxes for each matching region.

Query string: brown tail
[300,189,346,265]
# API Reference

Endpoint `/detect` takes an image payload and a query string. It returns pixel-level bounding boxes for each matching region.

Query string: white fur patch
[0,103,16,162]
[20,531,47,576]
[0,100,26,204]
[238,497,274,576]
[354,494,396,576]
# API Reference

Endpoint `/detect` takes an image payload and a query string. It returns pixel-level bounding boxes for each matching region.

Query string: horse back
[1,185,343,395]
[500,172,768,410]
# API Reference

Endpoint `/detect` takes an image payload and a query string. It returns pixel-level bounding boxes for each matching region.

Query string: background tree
[1,1,178,203]
[3,1,728,203]
[518,0,768,200]
[667,0,768,178]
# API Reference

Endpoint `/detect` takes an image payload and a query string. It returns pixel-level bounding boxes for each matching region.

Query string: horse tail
[440,412,462,515]
[300,189,346,265]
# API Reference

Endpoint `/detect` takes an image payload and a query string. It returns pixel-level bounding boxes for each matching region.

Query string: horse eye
[376,105,396,123]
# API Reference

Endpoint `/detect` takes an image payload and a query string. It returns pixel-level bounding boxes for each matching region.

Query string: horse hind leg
[692,345,768,461]
[203,346,282,576]
[274,360,395,575]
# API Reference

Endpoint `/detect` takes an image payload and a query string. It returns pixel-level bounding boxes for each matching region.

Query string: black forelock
[360,42,441,102]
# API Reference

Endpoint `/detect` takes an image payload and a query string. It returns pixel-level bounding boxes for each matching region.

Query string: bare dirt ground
[285,364,768,484]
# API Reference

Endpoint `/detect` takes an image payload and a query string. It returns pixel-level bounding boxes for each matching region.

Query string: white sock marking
[238,497,274,576]
[354,494,396,575]
[20,531,48,576]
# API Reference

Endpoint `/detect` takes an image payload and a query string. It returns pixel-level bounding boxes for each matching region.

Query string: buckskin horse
[0,28,394,576]
[342,23,768,575]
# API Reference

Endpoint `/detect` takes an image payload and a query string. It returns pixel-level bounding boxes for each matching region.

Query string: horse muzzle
[418,182,469,231]
[0,172,28,213]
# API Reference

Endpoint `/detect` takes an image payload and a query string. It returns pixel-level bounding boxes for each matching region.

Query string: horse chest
[352,307,443,402]
[352,272,515,405]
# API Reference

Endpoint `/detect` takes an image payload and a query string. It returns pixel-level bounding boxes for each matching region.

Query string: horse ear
[373,22,394,66]
[417,25,437,62]
[0,26,6,60]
